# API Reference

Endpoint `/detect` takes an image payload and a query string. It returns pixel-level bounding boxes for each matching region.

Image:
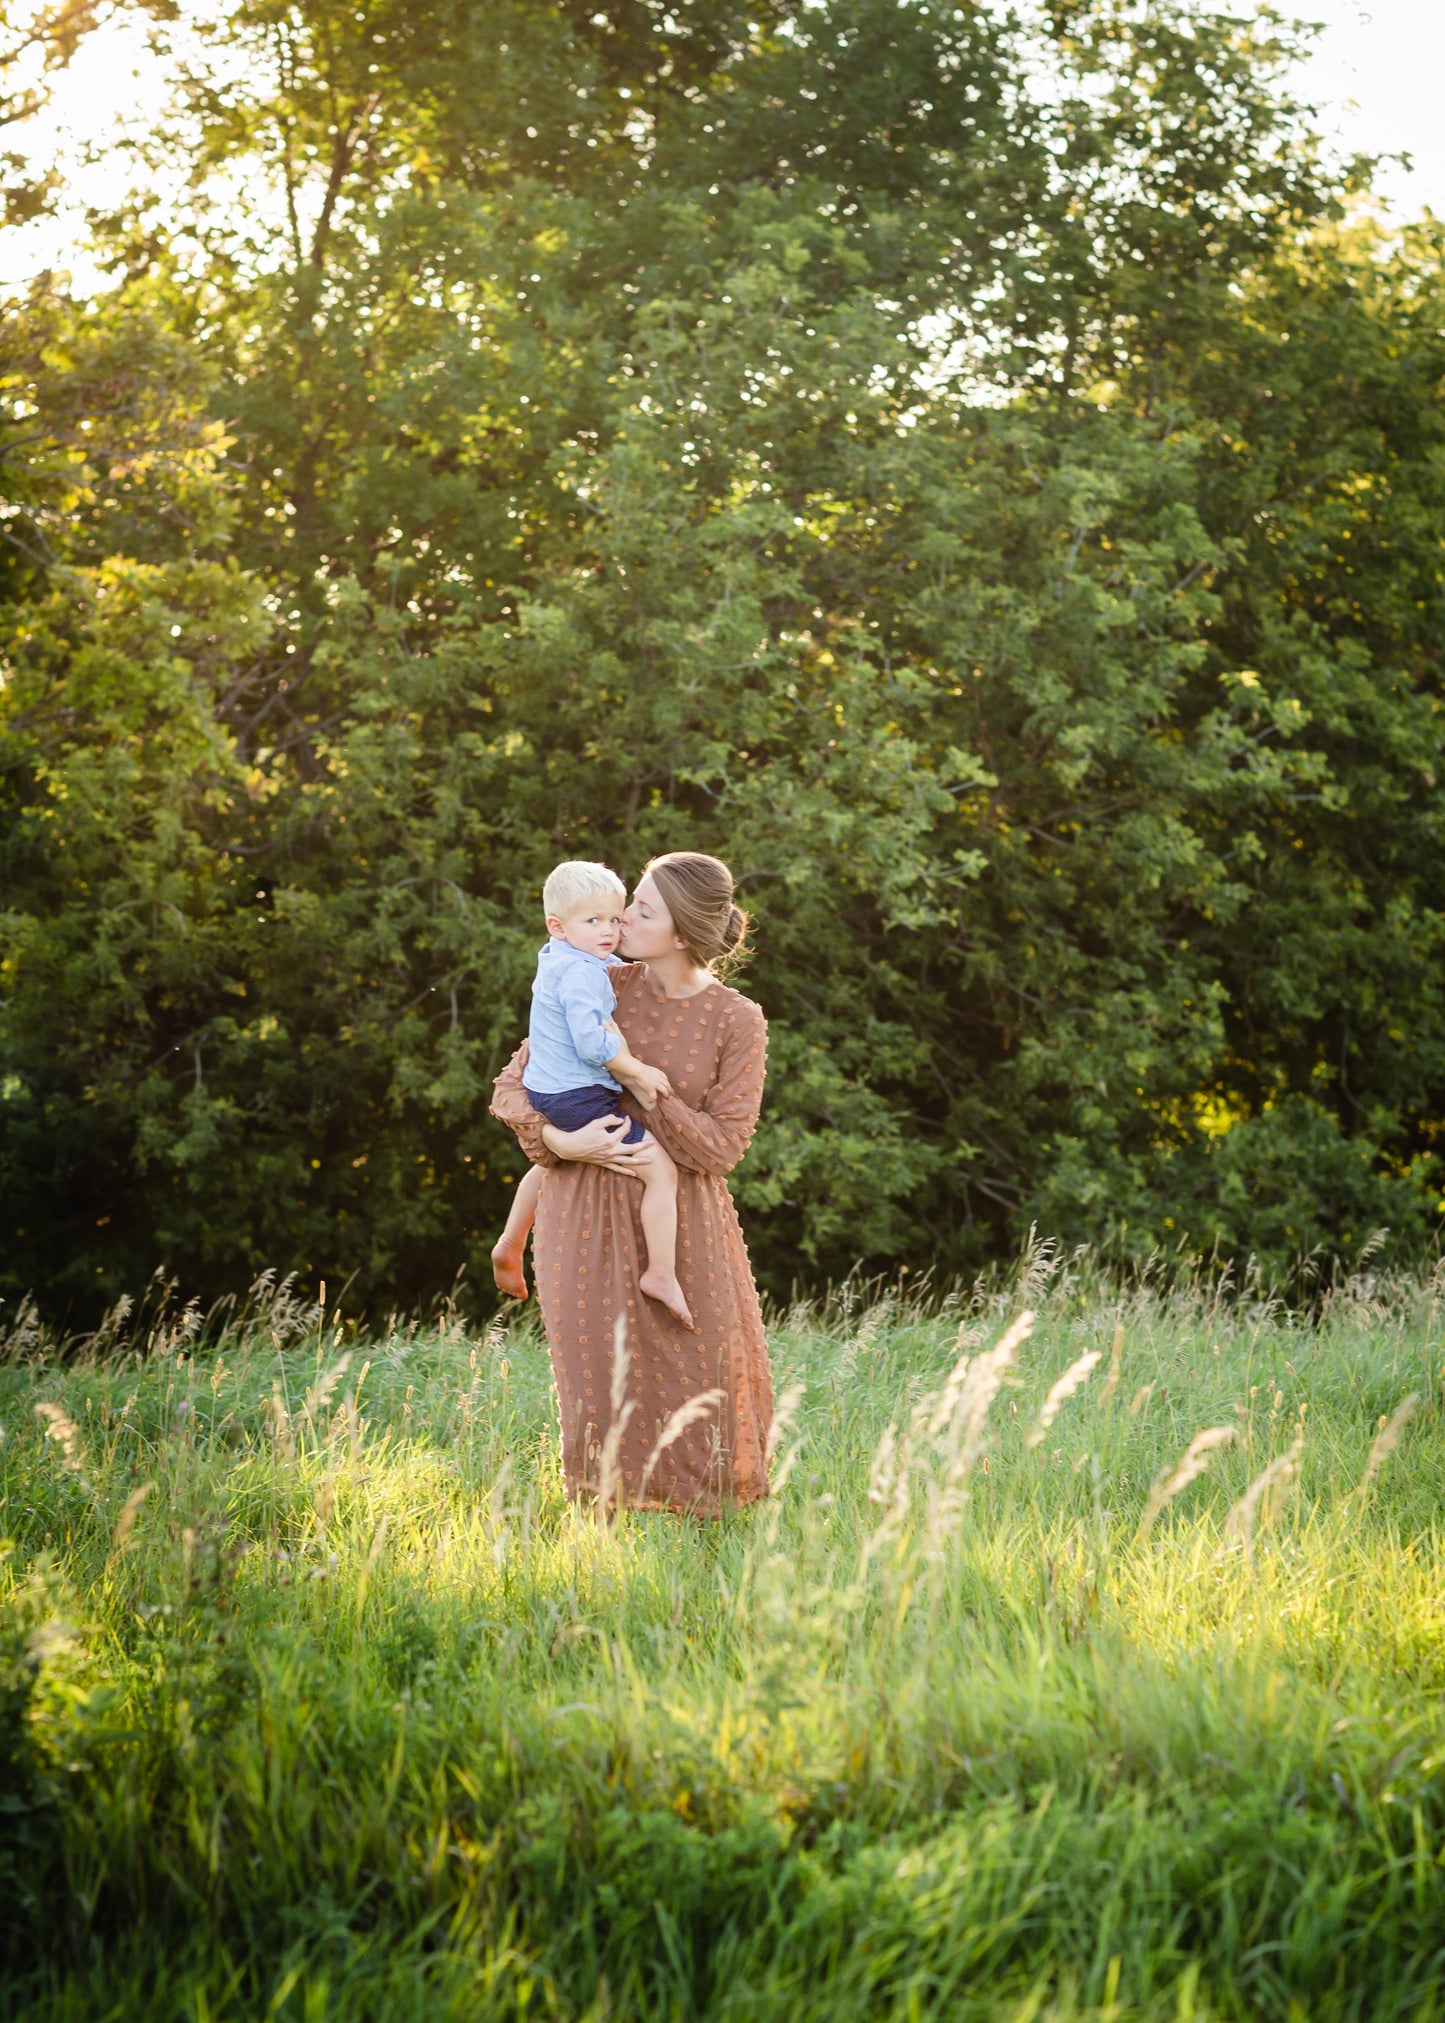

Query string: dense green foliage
[4,0,1445,1317]
[2,1265,1444,2017]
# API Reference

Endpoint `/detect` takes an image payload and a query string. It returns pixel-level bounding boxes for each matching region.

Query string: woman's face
[619,872,682,962]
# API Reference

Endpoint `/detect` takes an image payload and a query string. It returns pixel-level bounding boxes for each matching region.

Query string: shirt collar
[539,938,620,970]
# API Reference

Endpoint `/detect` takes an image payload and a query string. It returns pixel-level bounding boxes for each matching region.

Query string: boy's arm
[555,970,672,1104]
[604,1020,672,1107]
[557,965,625,1071]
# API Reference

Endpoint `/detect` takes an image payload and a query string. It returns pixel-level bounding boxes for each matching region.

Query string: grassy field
[2,1247,1444,2021]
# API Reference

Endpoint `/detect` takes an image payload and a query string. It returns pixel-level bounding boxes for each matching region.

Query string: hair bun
[645,852,752,975]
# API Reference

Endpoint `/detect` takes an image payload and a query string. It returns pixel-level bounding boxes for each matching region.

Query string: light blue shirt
[522,939,625,1096]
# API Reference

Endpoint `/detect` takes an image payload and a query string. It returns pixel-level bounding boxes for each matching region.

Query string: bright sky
[6,0,1445,292]
[1292,0,1445,215]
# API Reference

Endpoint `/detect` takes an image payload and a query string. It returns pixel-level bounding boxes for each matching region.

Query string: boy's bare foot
[640,1269,694,1330]
[491,1242,529,1301]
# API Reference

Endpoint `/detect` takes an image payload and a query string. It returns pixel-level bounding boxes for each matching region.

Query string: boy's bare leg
[636,1143,694,1329]
[492,1166,543,1300]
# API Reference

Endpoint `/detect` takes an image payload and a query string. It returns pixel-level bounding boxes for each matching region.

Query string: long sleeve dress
[490,962,773,1515]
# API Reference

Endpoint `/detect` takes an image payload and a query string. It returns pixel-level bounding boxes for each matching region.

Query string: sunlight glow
[6,2,1445,298]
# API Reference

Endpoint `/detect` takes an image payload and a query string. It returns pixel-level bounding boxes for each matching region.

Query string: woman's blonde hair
[645,852,751,975]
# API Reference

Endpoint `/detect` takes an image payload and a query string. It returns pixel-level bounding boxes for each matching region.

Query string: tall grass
[3,1246,1445,2020]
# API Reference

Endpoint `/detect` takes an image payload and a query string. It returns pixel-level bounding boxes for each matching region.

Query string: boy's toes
[641,1270,695,1330]
[491,1246,530,1301]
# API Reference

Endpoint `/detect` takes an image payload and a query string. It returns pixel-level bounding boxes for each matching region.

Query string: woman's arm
[491,1047,658,1175]
[489,1042,561,1168]
[646,1000,768,1178]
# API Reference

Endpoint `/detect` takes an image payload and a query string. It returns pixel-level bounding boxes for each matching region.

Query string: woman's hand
[540,1116,654,1176]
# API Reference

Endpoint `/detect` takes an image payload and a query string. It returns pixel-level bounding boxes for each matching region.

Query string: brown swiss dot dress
[490,961,774,1516]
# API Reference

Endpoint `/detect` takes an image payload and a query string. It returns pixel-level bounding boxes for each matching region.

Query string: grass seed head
[303,1352,352,1428]
[594,1316,636,1519]
[765,1380,807,1494]
[937,1309,1034,1473]
[1098,1324,1124,1408]
[1026,1349,1103,1448]
[1353,1392,1419,1502]
[34,1400,84,1471]
[1221,1433,1303,1557]
[639,1388,726,1499]
[1135,1425,1235,1542]
[110,1482,152,1551]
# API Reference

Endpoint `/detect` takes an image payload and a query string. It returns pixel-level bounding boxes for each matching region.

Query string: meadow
[2,1246,1443,2022]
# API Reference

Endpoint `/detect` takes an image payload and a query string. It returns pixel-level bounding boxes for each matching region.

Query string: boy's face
[547,899,622,959]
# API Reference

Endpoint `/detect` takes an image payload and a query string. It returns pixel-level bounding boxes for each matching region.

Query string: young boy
[490,862,694,1328]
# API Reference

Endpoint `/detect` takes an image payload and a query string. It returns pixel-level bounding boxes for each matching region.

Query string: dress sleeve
[647,1000,768,1178]
[490,1041,561,1169]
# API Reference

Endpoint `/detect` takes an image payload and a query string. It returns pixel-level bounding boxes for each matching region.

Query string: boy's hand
[604,1021,672,1107]
[626,1060,673,1107]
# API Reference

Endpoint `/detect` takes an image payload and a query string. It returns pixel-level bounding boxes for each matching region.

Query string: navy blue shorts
[527,1084,646,1145]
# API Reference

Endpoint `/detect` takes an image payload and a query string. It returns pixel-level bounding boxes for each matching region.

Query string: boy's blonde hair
[543,859,626,920]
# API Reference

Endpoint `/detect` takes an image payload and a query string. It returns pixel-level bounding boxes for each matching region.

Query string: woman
[490,852,773,1515]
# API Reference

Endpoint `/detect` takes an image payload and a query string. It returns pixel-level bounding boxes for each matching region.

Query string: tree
[5,1,1443,1319]
[1,0,118,224]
